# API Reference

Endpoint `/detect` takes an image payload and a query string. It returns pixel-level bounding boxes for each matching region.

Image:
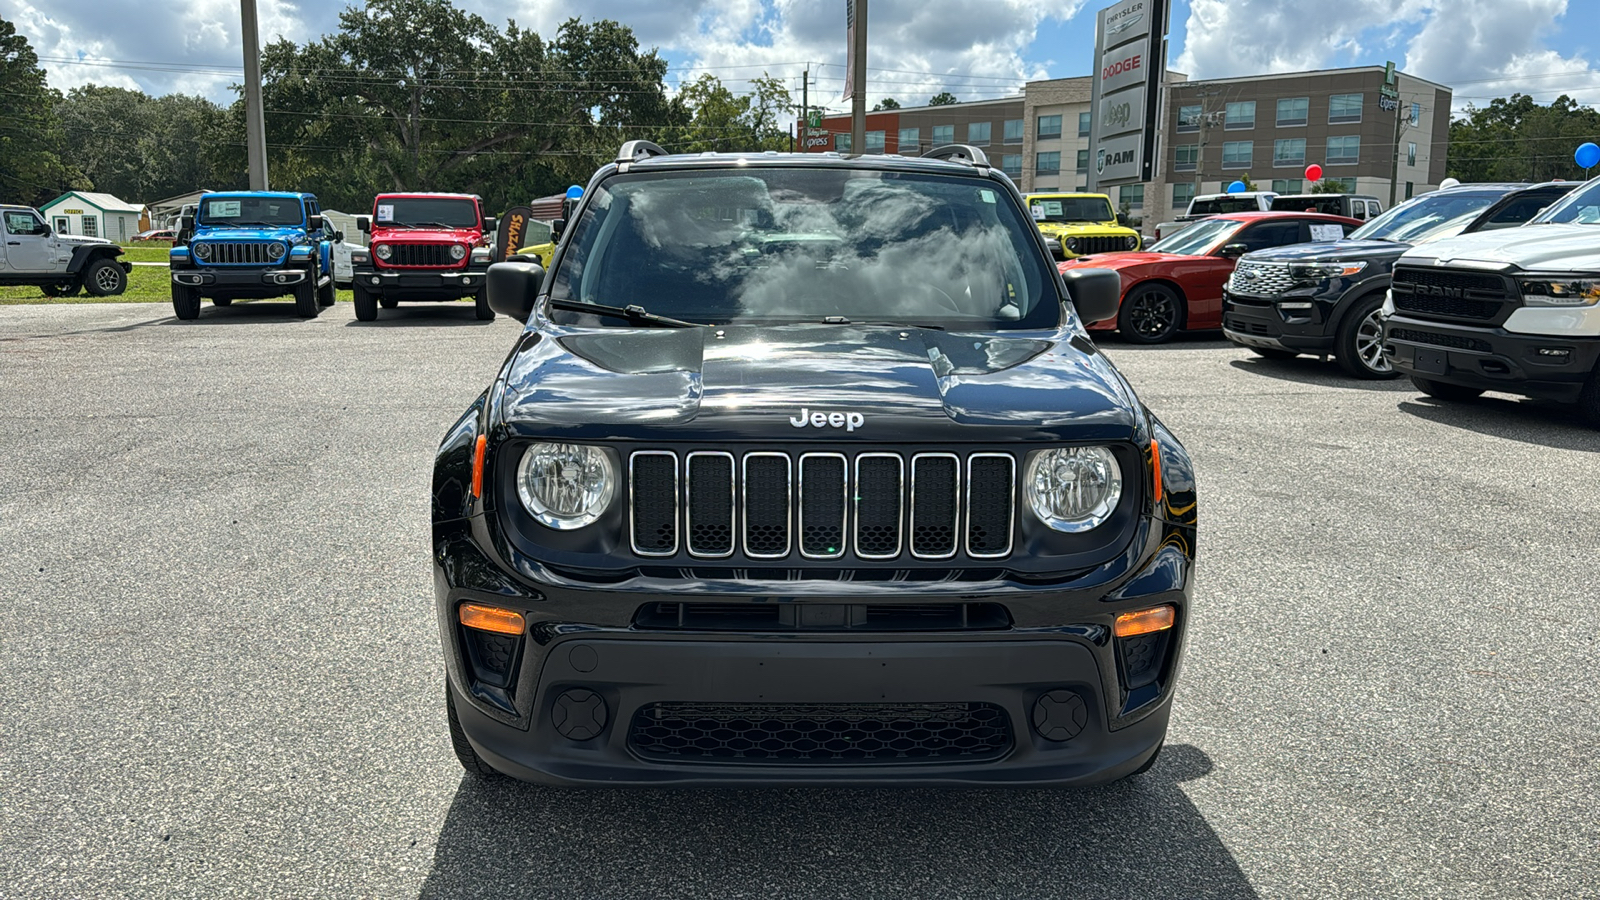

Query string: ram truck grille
[1391,266,1510,320]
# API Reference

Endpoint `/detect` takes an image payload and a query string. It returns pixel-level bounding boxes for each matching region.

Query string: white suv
[0,205,130,296]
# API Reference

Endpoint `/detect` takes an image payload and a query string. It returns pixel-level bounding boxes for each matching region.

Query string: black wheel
[474,286,495,321]
[41,282,79,297]
[353,283,379,321]
[83,258,127,297]
[1576,367,1600,429]
[379,296,399,309]
[1117,283,1183,344]
[1249,346,1298,360]
[446,682,502,778]
[1411,376,1483,402]
[318,273,336,307]
[293,272,319,318]
[1335,296,1400,379]
[212,297,233,307]
[171,284,201,320]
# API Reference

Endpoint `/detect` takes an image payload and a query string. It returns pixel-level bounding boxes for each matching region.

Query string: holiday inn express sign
[1088,0,1170,189]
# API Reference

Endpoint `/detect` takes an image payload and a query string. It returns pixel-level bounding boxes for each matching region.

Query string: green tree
[1448,93,1600,183]
[872,97,900,111]
[57,86,236,202]
[0,18,85,205]
[1310,179,1346,194]
[667,73,792,154]
[929,92,958,106]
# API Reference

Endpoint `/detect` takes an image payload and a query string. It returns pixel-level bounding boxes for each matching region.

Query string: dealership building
[802,65,1451,230]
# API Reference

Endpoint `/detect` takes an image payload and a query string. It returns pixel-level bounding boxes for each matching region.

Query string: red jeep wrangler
[352,193,497,321]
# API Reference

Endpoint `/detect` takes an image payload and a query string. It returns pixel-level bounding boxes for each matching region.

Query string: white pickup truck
[1155,191,1278,241]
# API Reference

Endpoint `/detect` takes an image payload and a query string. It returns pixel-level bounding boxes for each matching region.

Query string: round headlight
[1066,238,1080,252]
[193,242,212,261]
[1125,235,1139,250]
[375,243,391,260]
[449,243,467,260]
[1025,447,1123,532]
[516,443,616,530]
[268,241,287,259]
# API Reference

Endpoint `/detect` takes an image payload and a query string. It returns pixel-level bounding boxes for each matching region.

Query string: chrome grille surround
[684,451,735,558]
[1225,260,1296,297]
[964,453,1017,559]
[908,452,960,560]
[797,452,849,560]
[197,241,280,266]
[741,452,792,560]
[853,453,905,560]
[627,450,678,557]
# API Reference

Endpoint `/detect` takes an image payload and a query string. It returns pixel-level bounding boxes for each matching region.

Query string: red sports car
[1059,211,1362,343]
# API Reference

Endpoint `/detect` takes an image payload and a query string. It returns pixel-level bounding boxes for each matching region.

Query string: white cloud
[1402,0,1600,107]
[1174,0,1429,79]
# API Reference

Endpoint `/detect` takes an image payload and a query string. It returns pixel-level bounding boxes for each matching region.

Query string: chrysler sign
[1087,0,1170,190]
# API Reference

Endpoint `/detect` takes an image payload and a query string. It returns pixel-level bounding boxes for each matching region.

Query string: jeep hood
[498,324,1138,442]
[55,233,116,248]
[1401,223,1600,272]
[1036,221,1134,236]
[370,226,480,242]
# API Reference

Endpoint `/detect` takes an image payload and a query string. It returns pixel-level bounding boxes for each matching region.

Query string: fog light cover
[1025,447,1123,532]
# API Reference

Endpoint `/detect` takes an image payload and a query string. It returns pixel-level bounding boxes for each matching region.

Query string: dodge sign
[1087,0,1170,190]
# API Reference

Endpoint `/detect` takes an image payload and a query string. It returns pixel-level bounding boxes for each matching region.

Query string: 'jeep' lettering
[790,408,865,431]
[1102,54,1141,81]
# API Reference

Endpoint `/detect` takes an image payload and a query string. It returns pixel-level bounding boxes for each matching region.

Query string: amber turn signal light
[471,434,487,499]
[459,603,525,635]
[1114,605,1175,638]
[1150,440,1163,504]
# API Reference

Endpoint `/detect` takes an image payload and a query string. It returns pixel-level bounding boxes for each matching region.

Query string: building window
[1173,183,1195,207]
[1036,115,1061,140]
[835,133,851,152]
[1078,112,1092,136]
[1271,178,1304,194]
[1174,144,1198,172]
[1076,149,1089,172]
[1405,181,1415,200]
[1003,119,1024,143]
[1327,135,1361,165]
[1321,176,1358,192]
[1410,102,1421,126]
[1036,152,1061,176]
[1222,141,1253,169]
[1177,104,1202,132]
[1273,138,1306,167]
[1407,142,1417,167]
[1001,154,1023,178]
[81,215,98,238]
[1329,93,1363,123]
[965,122,991,145]
[1225,101,1256,129]
[898,127,920,151]
[932,124,954,145]
[865,130,885,153]
[1276,97,1308,127]
[1120,184,1144,209]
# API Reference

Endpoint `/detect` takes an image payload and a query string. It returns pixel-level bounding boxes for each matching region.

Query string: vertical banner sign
[495,206,534,262]
[1087,0,1170,190]
[843,1,857,104]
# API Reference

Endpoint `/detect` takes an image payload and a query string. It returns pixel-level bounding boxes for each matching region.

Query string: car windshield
[1528,177,1600,224]
[198,196,303,227]
[1270,196,1348,214]
[1147,218,1242,256]
[375,197,479,228]
[1348,190,1504,243]
[1028,196,1114,224]
[548,168,1060,329]
[1189,196,1265,215]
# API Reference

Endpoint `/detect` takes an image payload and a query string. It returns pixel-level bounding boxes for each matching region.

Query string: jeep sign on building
[1087,0,1170,190]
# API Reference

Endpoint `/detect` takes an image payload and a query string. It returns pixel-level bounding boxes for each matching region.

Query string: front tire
[1118,283,1183,344]
[172,284,201,320]
[317,274,336,307]
[353,283,378,321]
[1336,296,1400,379]
[83,259,127,297]
[293,273,319,318]
[1412,376,1483,402]
[474,286,495,321]
[446,682,502,778]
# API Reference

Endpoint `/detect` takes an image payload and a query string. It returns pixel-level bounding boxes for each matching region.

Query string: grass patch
[118,245,173,264]
[0,267,359,306]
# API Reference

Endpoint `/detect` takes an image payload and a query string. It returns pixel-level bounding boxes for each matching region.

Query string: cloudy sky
[5,0,1600,114]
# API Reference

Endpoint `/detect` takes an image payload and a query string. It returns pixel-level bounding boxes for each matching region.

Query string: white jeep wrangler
[1,205,131,297]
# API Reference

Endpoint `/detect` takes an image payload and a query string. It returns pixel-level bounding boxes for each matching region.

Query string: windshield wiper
[817,316,945,330]
[399,221,455,229]
[215,220,278,227]
[549,299,702,328]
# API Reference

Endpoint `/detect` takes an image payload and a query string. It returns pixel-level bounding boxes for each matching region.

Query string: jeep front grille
[199,241,279,265]
[629,450,1016,562]
[380,243,455,267]
[1391,266,1509,320]
[1225,261,1295,297]
[1067,235,1134,256]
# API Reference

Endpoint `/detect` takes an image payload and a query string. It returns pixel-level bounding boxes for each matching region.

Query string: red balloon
[1305,164,1324,182]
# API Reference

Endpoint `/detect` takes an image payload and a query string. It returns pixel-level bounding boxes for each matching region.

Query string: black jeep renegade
[431,141,1197,786]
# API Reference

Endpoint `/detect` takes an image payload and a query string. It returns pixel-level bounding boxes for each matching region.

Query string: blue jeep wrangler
[169,191,338,319]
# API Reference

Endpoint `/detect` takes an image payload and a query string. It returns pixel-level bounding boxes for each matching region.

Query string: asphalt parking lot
[1,300,1595,899]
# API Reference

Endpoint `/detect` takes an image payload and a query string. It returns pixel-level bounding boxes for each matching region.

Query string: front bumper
[1384,314,1600,402]
[172,267,309,289]
[352,264,487,298]
[1221,288,1339,353]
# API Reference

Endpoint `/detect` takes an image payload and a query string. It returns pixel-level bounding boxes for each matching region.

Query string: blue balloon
[565,184,585,200]
[1576,142,1600,169]
[1227,180,1248,194]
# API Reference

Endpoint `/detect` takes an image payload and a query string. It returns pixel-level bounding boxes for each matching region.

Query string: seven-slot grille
[199,241,279,265]
[1067,235,1135,256]
[1390,266,1510,320]
[380,243,456,267]
[1225,260,1295,297]
[629,450,1016,561]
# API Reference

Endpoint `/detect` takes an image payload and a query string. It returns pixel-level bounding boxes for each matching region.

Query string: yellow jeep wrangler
[1024,192,1141,260]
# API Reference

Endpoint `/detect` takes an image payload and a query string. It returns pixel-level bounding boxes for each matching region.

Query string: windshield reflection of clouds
[1351,192,1499,243]
[1532,179,1600,224]
[1149,219,1240,255]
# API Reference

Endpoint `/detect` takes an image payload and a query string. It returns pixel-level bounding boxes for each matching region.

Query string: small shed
[146,189,211,231]
[38,191,144,243]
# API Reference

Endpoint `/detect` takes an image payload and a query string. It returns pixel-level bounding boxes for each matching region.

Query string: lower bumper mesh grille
[629,702,1013,764]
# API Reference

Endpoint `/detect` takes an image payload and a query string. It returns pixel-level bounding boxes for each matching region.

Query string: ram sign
[1087,0,1170,190]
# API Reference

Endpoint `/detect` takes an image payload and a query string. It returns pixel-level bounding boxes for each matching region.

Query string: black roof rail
[923,144,991,169]
[616,140,668,166]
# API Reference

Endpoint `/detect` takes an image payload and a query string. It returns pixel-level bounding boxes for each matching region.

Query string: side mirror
[551,217,566,241]
[330,230,343,243]
[486,260,545,321]
[308,214,323,232]
[482,216,497,235]
[356,216,371,233]
[1219,243,1248,258]
[179,216,194,232]
[1060,268,1121,325]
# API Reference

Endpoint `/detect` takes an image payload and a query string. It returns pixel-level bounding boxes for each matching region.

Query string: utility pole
[241,0,269,190]
[1389,98,1405,207]
[848,0,867,155]
[801,67,809,152]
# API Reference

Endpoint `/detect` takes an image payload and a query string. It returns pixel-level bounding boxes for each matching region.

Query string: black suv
[432,141,1197,786]
[1222,182,1576,378]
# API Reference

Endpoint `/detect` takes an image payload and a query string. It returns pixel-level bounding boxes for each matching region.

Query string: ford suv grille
[200,242,280,265]
[382,244,455,267]
[1391,266,1509,320]
[628,450,1016,562]
[1226,261,1295,297]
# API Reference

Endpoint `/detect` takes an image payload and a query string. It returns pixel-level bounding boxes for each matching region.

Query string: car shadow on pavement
[417,744,1259,900]
[344,306,503,327]
[1228,357,1415,392]
[1397,396,1600,451]
[162,302,322,323]
[1095,330,1233,351]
